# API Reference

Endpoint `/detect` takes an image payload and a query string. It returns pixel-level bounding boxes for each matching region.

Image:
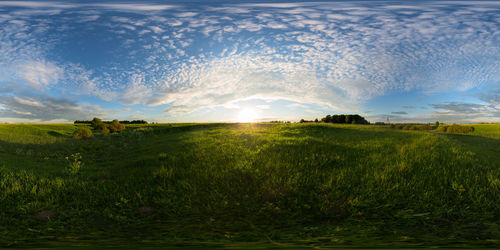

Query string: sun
[237,108,259,123]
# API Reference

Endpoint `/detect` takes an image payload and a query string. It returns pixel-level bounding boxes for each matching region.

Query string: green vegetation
[108,119,126,133]
[0,123,499,248]
[72,127,93,139]
[390,123,475,134]
[436,124,475,134]
[320,114,369,124]
[90,117,125,134]
[392,124,433,131]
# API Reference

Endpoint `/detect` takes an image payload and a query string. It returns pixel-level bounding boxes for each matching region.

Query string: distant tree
[325,115,332,123]
[91,117,104,130]
[314,118,319,123]
[339,114,346,124]
[108,120,125,133]
[435,121,440,127]
[318,114,369,125]
[345,115,353,124]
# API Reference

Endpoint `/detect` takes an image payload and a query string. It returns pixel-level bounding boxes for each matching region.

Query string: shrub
[95,123,108,131]
[446,124,474,134]
[435,126,447,132]
[109,120,125,133]
[421,124,432,131]
[72,127,93,139]
[101,127,110,135]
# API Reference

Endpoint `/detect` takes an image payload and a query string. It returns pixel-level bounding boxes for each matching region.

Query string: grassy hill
[0,123,499,248]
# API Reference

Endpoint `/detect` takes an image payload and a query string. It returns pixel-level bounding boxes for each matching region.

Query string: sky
[0,0,499,123]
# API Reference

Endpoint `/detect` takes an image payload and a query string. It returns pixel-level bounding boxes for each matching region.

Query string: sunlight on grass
[0,123,499,248]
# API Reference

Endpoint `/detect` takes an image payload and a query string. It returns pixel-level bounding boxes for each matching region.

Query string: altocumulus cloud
[0,1,498,122]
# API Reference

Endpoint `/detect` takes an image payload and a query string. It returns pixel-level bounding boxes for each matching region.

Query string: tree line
[300,114,369,124]
[74,119,148,124]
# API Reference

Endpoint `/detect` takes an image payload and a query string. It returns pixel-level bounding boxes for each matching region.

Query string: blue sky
[0,0,499,123]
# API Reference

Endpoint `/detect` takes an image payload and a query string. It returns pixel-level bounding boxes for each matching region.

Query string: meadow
[0,123,499,248]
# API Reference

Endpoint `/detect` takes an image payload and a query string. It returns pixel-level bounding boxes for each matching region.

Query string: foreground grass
[0,123,499,248]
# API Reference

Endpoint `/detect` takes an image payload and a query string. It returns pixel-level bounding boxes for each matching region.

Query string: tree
[318,114,369,125]
[91,117,104,130]
[314,118,319,123]
[108,120,125,133]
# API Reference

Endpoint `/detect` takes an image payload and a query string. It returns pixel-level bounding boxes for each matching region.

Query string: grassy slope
[0,123,499,248]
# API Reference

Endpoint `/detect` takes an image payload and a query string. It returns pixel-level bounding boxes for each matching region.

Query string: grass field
[0,123,499,248]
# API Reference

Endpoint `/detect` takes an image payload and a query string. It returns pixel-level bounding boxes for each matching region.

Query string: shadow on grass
[47,131,64,137]
[443,133,500,163]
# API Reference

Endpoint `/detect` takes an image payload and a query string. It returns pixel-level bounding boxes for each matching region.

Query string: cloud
[120,73,153,105]
[288,103,309,109]
[256,105,270,110]
[20,61,63,88]
[0,93,106,122]
[391,111,408,115]
[402,106,415,109]
[0,1,77,9]
[430,102,486,114]
[150,26,164,34]
[479,88,500,106]
[430,101,500,122]
[88,3,177,12]
[0,1,499,122]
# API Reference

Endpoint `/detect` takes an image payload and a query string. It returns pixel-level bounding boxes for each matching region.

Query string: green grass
[0,123,499,248]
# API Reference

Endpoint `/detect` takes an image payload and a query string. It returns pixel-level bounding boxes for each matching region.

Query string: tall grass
[0,123,499,247]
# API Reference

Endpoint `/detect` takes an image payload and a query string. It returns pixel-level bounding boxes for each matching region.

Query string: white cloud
[175,12,198,17]
[0,0,499,122]
[21,61,63,88]
[12,96,45,108]
[150,25,164,34]
[92,3,176,12]
[288,103,309,109]
[0,1,77,9]
[120,73,153,105]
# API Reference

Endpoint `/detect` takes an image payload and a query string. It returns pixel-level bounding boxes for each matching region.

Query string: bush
[95,123,108,131]
[435,125,474,134]
[73,127,93,139]
[108,120,125,133]
[446,124,474,134]
[435,126,447,132]
[392,124,432,131]
[101,127,110,135]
